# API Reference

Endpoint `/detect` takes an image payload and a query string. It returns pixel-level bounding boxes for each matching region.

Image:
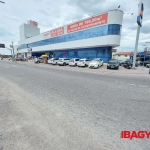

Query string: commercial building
[18,10,123,62]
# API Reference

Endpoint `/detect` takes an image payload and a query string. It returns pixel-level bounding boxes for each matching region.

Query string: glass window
[19,24,121,50]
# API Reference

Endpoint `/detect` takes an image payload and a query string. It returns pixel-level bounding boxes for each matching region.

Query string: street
[0,61,150,150]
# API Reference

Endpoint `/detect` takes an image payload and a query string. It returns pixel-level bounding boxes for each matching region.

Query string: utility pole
[133,1,144,68]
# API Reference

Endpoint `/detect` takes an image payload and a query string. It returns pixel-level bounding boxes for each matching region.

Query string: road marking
[11,65,18,68]
[127,83,136,86]
[116,81,125,84]
[137,85,148,88]
[116,81,149,88]
[5,66,9,68]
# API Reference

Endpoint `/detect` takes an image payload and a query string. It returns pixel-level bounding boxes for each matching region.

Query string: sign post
[133,1,144,69]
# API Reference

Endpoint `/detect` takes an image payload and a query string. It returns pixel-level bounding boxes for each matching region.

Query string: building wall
[20,24,40,40]
[18,10,123,62]
[113,55,130,60]
[18,10,123,52]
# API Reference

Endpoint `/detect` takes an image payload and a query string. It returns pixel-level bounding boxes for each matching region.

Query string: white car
[58,58,70,66]
[52,58,59,65]
[48,58,54,64]
[146,64,150,68]
[77,59,91,67]
[88,58,103,68]
[69,58,80,66]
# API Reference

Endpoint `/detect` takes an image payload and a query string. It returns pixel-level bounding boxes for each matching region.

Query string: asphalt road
[0,60,150,150]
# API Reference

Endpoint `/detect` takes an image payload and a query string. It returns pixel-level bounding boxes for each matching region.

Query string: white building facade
[18,10,123,62]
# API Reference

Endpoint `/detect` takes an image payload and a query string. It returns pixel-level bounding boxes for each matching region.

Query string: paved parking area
[13,60,150,77]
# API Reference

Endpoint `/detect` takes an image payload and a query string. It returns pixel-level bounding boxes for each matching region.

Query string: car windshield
[91,60,98,63]
[109,60,117,63]
[79,60,84,62]
[70,59,74,62]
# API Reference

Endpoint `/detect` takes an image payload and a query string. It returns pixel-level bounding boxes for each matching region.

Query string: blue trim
[19,24,121,50]
[32,46,112,63]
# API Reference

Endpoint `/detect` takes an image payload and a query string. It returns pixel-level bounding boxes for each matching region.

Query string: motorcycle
[123,61,132,69]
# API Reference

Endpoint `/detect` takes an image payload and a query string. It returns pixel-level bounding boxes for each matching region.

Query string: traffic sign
[0,44,5,48]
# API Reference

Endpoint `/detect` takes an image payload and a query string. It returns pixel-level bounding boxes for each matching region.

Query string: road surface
[0,61,150,150]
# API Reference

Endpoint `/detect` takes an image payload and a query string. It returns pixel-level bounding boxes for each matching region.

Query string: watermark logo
[121,131,150,140]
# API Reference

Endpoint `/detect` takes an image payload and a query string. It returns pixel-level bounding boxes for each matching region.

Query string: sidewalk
[10,60,150,77]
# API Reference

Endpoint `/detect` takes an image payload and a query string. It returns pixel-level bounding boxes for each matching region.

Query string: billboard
[50,27,64,37]
[67,13,108,33]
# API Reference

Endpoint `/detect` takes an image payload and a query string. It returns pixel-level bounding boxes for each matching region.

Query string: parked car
[52,58,59,65]
[88,58,103,68]
[146,64,150,68]
[34,57,44,63]
[119,60,126,66]
[69,58,80,66]
[48,58,54,64]
[77,59,91,67]
[58,58,70,66]
[140,61,150,66]
[124,60,139,67]
[107,59,119,70]
[15,57,24,61]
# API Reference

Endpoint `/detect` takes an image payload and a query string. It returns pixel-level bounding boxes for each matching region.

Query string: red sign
[43,31,50,38]
[121,131,150,140]
[28,20,38,27]
[50,27,64,37]
[67,13,108,33]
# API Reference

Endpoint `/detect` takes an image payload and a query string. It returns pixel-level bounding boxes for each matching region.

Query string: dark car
[124,59,139,67]
[107,59,119,70]
[140,61,150,66]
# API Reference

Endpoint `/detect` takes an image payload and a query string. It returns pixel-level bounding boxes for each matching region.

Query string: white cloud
[0,0,149,55]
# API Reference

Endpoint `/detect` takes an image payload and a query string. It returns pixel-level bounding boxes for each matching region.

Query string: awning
[41,54,48,57]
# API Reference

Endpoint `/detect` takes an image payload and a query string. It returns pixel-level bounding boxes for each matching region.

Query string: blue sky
[0,0,150,55]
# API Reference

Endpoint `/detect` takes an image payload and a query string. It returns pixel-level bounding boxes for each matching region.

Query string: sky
[0,0,150,55]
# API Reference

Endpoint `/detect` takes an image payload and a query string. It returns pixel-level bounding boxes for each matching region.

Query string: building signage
[28,20,38,27]
[50,27,64,37]
[67,13,108,33]
[43,31,50,38]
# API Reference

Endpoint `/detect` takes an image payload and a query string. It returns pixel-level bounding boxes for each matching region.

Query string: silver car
[69,58,80,66]
[58,58,70,66]
[89,58,103,69]
[52,58,59,65]
[77,59,91,67]
[34,57,44,63]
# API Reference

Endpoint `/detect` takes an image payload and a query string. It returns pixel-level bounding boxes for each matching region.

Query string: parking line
[127,83,136,86]
[116,81,125,84]
[137,85,148,88]
[11,65,18,68]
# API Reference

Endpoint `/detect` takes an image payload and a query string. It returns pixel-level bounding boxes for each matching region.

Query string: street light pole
[132,1,144,69]
[12,42,15,61]
[133,25,141,68]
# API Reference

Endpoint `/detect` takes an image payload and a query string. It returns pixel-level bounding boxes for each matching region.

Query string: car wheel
[63,62,66,66]
[107,67,109,69]
[116,67,119,70]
